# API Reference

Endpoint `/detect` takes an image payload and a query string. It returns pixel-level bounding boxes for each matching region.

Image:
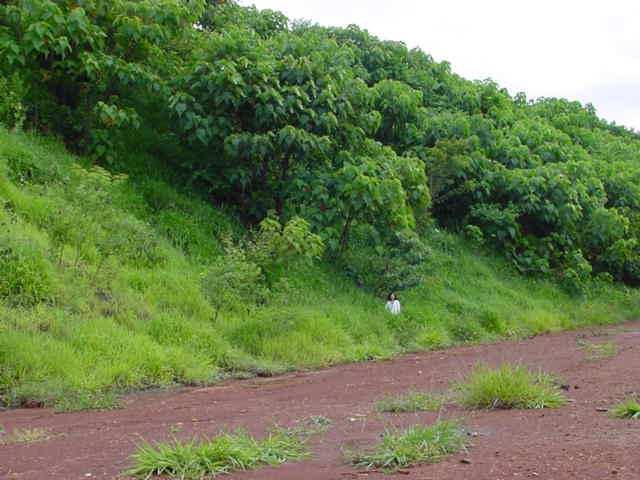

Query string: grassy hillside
[1,128,639,411]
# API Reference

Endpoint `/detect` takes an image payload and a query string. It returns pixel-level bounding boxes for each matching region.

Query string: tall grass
[1,128,640,410]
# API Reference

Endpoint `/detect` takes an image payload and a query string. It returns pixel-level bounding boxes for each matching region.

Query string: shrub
[248,216,325,285]
[340,228,430,294]
[202,240,268,320]
[457,364,567,409]
[96,215,164,268]
[0,74,26,130]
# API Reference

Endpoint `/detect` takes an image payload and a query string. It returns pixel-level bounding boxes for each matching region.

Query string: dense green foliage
[2,0,640,287]
[374,390,445,413]
[1,1,640,409]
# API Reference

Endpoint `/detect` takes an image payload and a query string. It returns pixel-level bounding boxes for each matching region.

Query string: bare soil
[2,322,640,480]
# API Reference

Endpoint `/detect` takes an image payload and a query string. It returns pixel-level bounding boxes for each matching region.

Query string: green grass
[127,429,309,479]
[375,391,446,413]
[456,364,567,410]
[578,340,618,360]
[1,128,640,411]
[610,399,640,419]
[347,420,467,470]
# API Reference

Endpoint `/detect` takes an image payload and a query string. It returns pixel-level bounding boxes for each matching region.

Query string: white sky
[240,0,640,131]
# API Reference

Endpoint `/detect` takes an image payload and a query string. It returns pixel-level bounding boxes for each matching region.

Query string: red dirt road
[2,322,640,480]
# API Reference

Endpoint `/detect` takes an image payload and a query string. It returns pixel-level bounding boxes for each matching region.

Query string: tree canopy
[2,0,640,290]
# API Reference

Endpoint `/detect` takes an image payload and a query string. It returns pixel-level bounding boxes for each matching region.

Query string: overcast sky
[240,0,640,131]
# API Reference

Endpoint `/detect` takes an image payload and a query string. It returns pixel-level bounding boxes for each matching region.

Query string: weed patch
[610,399,640,419]
[457,364,567,410]
[0,427,51,445]
[375,391,445,413]
[127,428,309,479]
[347,420,466,470]
[578,340,617,360]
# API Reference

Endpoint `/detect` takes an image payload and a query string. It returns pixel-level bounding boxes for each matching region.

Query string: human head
[388,292,396,301]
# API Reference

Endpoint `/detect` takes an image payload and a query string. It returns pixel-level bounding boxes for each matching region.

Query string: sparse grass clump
[298,415,333,434]
[375,391,445,413]
[578,340,618,360]
[610,399,640,419]
[0,427,51,445]
[348,420,466,470]
[128,429,309,479]
[457,364,567,410]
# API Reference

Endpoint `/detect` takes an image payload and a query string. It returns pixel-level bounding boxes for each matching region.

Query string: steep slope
[1,129,639,410]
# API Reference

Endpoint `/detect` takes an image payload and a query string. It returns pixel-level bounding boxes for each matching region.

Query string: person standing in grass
[385,292,401,315]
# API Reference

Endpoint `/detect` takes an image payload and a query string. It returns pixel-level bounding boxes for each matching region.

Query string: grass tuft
[127,428,309,479]
[375,391,445,413]
[577,340,618,360]
[347,420,466,470]
[456,364,567,410]
[610,398,640,419]
[0,427,51,445]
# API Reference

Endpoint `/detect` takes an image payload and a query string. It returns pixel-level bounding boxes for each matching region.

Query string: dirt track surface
[2,322,640,480]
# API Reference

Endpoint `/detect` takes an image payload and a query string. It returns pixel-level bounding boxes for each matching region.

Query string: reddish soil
[1,322,640,480]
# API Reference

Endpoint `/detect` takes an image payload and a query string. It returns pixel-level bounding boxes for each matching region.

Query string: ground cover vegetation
[375,391,445,413]
[456,364,567,410]
[346,420,467,470]
[128,428,309,479]
[1,0,640,409]
[610,398,640,419]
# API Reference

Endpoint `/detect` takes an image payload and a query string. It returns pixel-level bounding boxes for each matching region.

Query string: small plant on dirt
[298,416,333,434]
[375,391,446,413]
[168,423,184,435]
[0,428,51,445]
[127,428,309,479]
[456,364,567,410]
[347,420,467,471]
[610,399,640,419]
[577,340,617,360]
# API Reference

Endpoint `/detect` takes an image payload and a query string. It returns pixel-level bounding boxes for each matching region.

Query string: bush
[248,216,325,285]
[202,240,269,319]
[341,228,430,295]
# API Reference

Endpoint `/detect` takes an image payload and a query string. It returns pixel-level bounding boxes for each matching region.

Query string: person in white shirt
[385,292,401,315]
